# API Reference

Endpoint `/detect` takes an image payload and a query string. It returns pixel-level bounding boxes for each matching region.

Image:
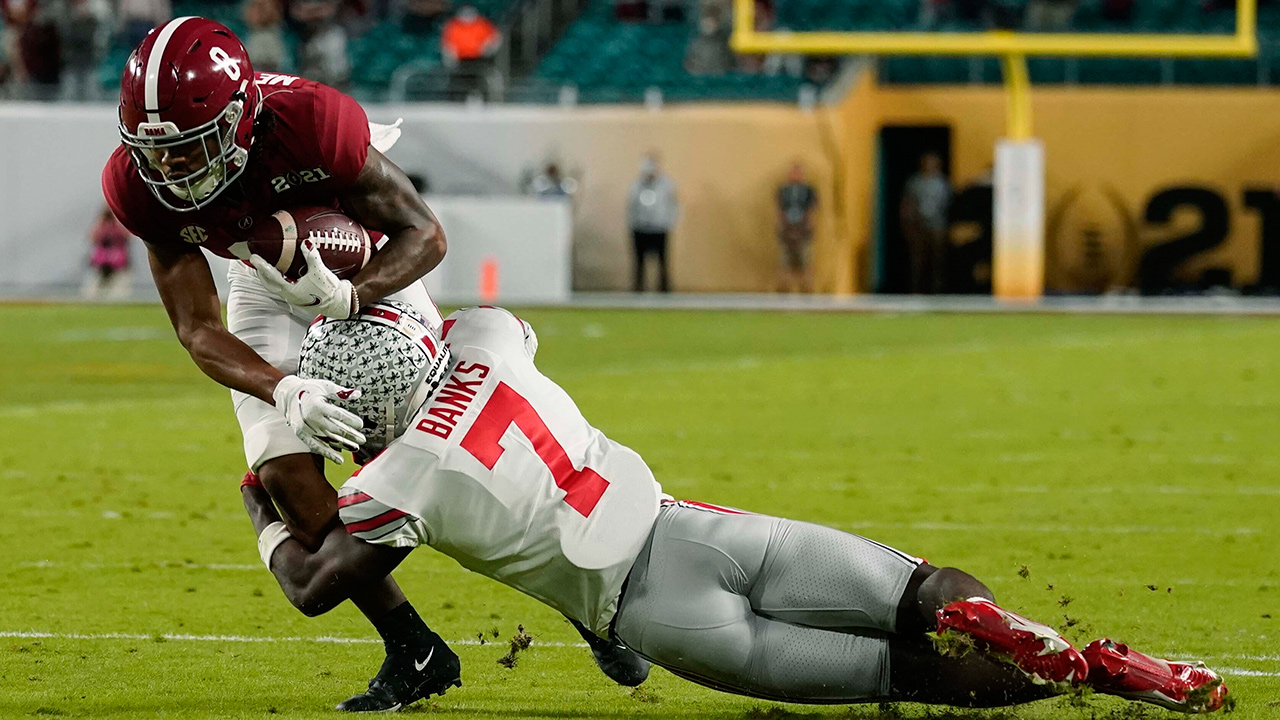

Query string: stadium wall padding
[0,103,843,299]
[841,78,1280,292]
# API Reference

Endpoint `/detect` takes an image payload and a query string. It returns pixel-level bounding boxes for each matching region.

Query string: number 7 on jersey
[460,382,609,517]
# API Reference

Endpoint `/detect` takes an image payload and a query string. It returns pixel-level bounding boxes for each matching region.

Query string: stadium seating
[43,0,1280,102]
[95,0,518,98]
[533,0,811,103]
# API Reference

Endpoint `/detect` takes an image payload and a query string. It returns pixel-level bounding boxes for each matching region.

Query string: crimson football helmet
[118,17,260,211]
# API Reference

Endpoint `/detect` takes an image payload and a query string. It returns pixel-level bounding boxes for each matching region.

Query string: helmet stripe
[144,16,196,124]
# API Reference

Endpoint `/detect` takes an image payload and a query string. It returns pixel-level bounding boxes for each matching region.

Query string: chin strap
[381,399,396,450]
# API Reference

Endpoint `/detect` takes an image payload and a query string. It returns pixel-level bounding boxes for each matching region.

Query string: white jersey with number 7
[337,307,663,638]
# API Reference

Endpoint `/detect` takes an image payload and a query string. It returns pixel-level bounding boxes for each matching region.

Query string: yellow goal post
[730,0,1259,298]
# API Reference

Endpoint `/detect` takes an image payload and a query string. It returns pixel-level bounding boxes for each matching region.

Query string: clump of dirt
[742,706,807,719]
[931,629,977,659]
[628,685,660,703]
[496,625,533,669]
[1065,683,1094,708]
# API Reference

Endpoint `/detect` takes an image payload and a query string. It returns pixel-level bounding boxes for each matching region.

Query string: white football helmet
[298,301,452,452]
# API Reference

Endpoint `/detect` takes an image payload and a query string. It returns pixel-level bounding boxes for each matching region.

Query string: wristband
[257,521,293,569]
[349,284,360,318]
[240,471,263,490]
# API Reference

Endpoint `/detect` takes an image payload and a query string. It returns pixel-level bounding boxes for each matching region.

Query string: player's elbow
[424,223,446,264]
[175,319,216,356]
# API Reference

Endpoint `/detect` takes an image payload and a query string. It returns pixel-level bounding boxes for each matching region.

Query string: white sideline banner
[0,105,570,304]
[421,195,572,305]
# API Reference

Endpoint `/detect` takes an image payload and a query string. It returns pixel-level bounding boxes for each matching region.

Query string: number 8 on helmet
[117,17,260,212]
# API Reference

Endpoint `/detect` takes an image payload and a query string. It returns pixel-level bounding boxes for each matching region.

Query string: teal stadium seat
[533,0,812,102]
[92,0,520,100]
[80,0,1280,101]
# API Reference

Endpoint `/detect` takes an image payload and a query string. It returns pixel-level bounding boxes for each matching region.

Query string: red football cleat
[936,598,1089,686]
[1082,638,1229,713]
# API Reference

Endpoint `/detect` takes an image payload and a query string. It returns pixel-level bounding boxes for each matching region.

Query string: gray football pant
[612,502,922,703]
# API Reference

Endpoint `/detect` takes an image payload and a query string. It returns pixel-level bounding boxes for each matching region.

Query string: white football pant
[225,261,443,470]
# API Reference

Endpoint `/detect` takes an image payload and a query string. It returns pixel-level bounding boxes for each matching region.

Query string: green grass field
[2,304,1277,719]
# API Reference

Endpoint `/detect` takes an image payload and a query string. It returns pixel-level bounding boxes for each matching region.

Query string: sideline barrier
[0,102,842,299]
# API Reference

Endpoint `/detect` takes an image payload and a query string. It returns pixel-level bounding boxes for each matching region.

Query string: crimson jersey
[102,73,371,258]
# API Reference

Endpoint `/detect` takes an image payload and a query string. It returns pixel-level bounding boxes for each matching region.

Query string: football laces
[308,229,362,254]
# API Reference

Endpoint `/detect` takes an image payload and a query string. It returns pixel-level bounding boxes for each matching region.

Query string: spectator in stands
[627,152,678,293]
[900,152,951,294]
[776,161,817,293]
[918,0,950,28]
[117,0,170,49]
[762,42,803,77]
[614,0,684,23]
[685,5,733,76]
[986,0,1021,28]
[1102,0,1132,22]
[58,0,110,101]
[398,0,449,35]
[530,162,578,199]
[1024,0,1076,30]
[83,205,132,300]
[1,0,33,98]
[293,0,350,89]
[243,0,288,73]
[952,0,986,23]
[441,5,500,100]
[18,0,59,101]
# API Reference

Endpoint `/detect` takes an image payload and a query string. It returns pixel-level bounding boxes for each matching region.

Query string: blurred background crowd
[0,0,839,102]
[4,0,1278,302]
[0,0,1265,103]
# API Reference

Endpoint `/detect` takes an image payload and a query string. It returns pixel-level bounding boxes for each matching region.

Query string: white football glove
[272,374,367,464]
[250,241,357,319]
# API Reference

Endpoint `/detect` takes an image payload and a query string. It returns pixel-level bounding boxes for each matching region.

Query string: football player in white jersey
[241,303,1230,713]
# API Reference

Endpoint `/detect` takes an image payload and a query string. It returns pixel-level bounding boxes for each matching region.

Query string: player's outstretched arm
[147,241,285,403]
[243,483,410,616]
[339,147,447,309]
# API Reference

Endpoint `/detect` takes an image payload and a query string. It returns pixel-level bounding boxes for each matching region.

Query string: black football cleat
[335,644,462,713]
[568,617,650,687]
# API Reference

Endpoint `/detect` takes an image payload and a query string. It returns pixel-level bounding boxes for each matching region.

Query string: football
[247,206,375,280]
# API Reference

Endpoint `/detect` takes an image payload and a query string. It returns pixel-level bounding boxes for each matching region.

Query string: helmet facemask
[298,302,453,454]
[119,84,252,212]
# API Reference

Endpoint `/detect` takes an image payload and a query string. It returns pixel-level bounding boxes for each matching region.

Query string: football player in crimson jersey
[243,304,1230,714]
[100,16,644,711]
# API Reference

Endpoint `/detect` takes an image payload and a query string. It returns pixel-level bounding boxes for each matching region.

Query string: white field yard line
[1217,668,1280,677]
[4,631,1278,671]
[559,325,1271,380]
[20,560,261,571]
[0,395,214,419]
[951,484,1280,496]
[0,630,586,648]
[833,521,1259,537]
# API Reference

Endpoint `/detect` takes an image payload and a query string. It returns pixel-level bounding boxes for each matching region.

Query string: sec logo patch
[179,225,209,244]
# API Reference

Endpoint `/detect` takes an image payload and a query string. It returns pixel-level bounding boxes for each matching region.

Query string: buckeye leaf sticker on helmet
[299,302,453,453]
